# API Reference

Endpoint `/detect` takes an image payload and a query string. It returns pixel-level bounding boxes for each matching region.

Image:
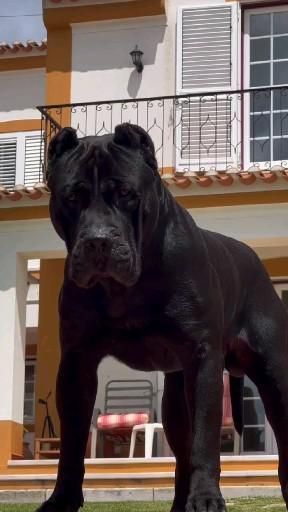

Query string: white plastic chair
[129,422,164,458]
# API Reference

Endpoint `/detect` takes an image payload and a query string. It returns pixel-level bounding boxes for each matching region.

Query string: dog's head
[47,123,161,289]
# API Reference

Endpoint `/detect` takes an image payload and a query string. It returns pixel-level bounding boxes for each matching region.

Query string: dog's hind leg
[162,371,192,512]
[243,283,288,509]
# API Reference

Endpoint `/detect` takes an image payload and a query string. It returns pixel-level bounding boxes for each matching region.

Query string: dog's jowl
[37,124,288,512]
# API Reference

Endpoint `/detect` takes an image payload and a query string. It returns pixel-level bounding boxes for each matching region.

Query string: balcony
[1,86,288,193]
[38,85,288,183]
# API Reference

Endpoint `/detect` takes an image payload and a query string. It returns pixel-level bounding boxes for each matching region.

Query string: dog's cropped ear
[48,127,79,161]
[114,123,158,173]
[114,123,155,154]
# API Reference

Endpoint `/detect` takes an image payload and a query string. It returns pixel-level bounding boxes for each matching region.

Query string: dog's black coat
[37,124,288,512]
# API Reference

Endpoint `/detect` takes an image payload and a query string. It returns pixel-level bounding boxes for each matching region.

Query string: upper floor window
[244,7,288,166]
[0,131,44,190]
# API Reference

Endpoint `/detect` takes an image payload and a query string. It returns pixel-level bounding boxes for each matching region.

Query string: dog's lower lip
[86,272,109,286]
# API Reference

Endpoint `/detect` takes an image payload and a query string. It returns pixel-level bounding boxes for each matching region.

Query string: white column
[0,249,27,461]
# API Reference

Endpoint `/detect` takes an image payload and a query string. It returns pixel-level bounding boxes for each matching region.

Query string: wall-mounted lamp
[130,45,144,73]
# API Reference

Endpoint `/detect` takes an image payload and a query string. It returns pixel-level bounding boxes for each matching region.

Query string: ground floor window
[24,359,36,425]
[242,377,266,453]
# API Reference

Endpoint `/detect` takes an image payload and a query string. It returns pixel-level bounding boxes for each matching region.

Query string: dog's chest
[102,284,163,329]
[107,329,185,373]
[107,302,154,331]
[102,309,191,374]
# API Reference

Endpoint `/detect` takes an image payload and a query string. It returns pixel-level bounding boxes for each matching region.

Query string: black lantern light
[130,45,144,73]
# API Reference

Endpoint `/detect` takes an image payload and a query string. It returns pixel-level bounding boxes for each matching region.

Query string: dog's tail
[229,375,244,436]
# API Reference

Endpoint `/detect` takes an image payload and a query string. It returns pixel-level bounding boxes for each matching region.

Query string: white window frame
[0,130,42,187]
[24,358,36,425]
[243,5,288,170]
[175,3,240,174]
[241,379,267,454]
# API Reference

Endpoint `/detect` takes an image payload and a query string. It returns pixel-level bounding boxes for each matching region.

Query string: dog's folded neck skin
[47,123,178,293]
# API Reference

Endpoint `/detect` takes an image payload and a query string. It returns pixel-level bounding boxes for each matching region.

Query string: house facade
[0,0,288,496]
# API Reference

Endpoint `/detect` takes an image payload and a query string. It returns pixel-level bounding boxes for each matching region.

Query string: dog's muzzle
[82,235,113,270]
[69,231,139,288]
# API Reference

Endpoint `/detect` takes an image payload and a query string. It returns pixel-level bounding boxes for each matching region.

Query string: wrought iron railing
[37,85,288,182]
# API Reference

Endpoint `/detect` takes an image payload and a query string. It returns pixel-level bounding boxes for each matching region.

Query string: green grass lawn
[0,499,286,512]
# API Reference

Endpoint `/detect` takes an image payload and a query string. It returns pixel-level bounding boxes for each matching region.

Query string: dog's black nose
[83,236,112,258]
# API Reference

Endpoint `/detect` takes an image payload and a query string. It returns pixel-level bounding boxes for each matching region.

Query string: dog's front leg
[184,345,226,512]
[36,348,99,512]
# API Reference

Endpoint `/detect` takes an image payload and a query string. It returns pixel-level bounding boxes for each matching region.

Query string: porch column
[0,252,27,466]
[35,259,64,439]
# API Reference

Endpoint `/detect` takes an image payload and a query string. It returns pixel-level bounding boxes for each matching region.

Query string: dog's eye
[66,192,77,203]
[118,191,140,212]
[65,185,90,208]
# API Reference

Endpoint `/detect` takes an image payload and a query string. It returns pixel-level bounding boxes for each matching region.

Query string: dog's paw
[186,494,226,512]
[170,495,187,512]
[35,497,81,512]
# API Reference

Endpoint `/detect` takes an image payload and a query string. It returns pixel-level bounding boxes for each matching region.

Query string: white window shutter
[0,138,17,189]
[176,4,239,172]
[180,5,233,92]
[24,134,43,186]
[180,96,233,167]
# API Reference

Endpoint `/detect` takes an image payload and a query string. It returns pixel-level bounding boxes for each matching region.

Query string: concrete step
[0,456,280,491]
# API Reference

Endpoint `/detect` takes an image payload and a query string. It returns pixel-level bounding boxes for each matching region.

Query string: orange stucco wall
[35,259,65,439]
[0,421,23,467]
[263,258,288,278]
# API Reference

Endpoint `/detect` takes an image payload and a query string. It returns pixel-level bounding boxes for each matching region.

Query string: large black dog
[37,124,288,512]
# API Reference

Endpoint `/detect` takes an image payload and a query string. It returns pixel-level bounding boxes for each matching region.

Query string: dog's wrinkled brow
[78,143,96,164]
[76,143,101,191]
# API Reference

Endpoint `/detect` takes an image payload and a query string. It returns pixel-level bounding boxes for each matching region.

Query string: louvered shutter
[177,4,237,172]
[180,6,232,92]
[24,134,43,186]
[0,138,17,189]
[180,97,232,166]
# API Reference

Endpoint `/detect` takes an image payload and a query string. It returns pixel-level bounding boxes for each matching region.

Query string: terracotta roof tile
[0,184,50,202]
[163,170,288,189]
[0,40,47,56]
[0,170,288,203]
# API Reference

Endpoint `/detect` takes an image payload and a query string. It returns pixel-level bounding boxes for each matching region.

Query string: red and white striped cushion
[97,412,149,430]
[222,373,233,427]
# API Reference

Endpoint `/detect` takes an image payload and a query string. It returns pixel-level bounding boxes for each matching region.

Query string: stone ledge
[0,490,46,503]
[0,486,282,504]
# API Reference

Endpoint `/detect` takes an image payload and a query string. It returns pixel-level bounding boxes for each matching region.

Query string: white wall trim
[0,470,279,481]
[8,453,279,467]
